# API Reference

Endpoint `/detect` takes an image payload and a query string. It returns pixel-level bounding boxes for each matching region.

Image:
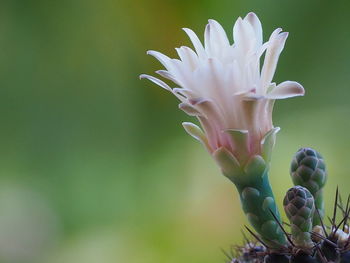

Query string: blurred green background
[0,0,350,262]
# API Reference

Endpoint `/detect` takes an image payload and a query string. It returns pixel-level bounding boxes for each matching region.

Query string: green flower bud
[283,186,315,248]
[290,148,327,226]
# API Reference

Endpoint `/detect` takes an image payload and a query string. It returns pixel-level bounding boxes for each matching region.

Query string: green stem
[228,165,286,247]
[313,189,324,226]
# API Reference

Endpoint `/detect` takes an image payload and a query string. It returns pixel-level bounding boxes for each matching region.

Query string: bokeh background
[0,0,350,262]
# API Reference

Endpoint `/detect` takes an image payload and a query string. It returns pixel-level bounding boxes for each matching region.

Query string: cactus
[290,148,327,226]
[139,11,350,263]
[283,186,315,248]
[224,149,350,263]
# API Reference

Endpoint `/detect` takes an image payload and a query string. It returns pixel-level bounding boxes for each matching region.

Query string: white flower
[141,12,304,165]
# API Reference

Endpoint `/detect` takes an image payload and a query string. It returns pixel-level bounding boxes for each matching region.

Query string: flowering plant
[140,12,350,263]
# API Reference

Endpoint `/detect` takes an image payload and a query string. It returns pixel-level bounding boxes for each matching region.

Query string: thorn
[309,231,337,247]
[229,245,235,259]
[337,203,346,215]
[316,245,328,263]
[331,209,349,238]
[316,208,328,237]
[241,229,250,246]
[343,194,350,231]
[339,194,345,214]
[221,248,232,261]
[332,186,339,230]
[327,216,332,225]
[268,209,295,247]
[244,226,270,249]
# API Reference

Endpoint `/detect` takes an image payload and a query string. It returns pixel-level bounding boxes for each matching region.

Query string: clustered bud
[283,186,315,248]
[290,148,327,225]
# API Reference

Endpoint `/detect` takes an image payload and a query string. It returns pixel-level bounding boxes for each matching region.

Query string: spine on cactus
[290,148,327,226]
[283,186,315,248]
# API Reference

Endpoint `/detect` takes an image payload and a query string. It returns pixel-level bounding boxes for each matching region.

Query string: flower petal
[205,19,230,57]
[260,127,280,162]
[182,122,211,152]
[233,17,256,53]
[175,46,199,70]
[225,129,249,163]
[139,74,172,91]
[173,88,196,98]
[267,81,305,99]
[182,28,206,59]
[212,147,242,177]
[179,102,202,116]
[260,30,288,90]
[156,70,178,83]
[244,12,262,47]
[147,50,173,71]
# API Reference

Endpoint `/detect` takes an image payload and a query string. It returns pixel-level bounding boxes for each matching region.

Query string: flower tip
[280,31,289,39]
[182,121,193,128]
[299,86,305,96]
[267,81,304,99]
[146,50,155,56]
[139,74,147,80]
[290,82,305,96]
[207,19,219,26]
[245,12,258,20]
[182,122,204,140]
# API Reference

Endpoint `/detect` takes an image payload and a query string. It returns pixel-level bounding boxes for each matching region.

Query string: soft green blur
[1,0,350,262]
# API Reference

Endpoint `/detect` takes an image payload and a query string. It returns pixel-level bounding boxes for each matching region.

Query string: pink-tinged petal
[260,31,288,90]
[267,81,305,99]
[189,98,219,116]
[197,115,219,150]
[182,28,206,59]
[225,129,249,163]
[244,12,262,46]
[233,88,257,98]
[139,74,172,91]
[192,102,229,150]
